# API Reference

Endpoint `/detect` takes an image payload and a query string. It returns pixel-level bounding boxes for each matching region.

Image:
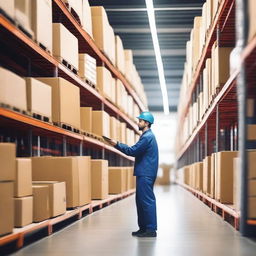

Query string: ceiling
[89,0,205,112]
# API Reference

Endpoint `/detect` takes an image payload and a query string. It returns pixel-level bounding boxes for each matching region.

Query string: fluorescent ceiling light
[145,0,169,115]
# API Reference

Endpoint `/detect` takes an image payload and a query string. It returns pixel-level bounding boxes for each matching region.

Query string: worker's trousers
[136,176,157,231]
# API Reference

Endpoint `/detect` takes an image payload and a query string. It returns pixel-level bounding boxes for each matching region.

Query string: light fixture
[145,0,169,115]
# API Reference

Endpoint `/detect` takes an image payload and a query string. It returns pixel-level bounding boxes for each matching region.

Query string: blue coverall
[115,129,159,231]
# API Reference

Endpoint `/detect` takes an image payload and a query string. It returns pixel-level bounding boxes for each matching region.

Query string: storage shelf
[0,189,135,249]
[52,0,146,112]
[0,14,139,134]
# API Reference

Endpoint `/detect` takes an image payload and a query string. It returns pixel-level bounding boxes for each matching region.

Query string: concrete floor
[13,184,256,256]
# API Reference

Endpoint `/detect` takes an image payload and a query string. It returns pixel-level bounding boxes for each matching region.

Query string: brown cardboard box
[31,156,91,208]
[249,180,256,197]
[127,167,134,190]
[26,78,52,120]
[111,77,116,104]
[192,16,202,72]
[210,153,216,198]
[184,166,190,185]
[92,110,110,138]
[233,157,240,210]
[32,184,50,222]
[248,197,256,219]
[79,54,96,84]
[0,0,15,18]
[203,156,211,194]
[15,158,32,197]
[115,79,126,110]
[0,143,16,181]
[248,0,256,42]
[80,107,92,133]
[120,122,127,144]
[215,151,238,203]
[33,181,66,217]
[115,36,125,74]
[91,160,108,200]
[0,67,27,111]
[0,182,14,236]
[52,23,79,70]
[63,0,82,22]
[248,151,256,179]
[96,66,112,100]
[14,196,33,227]
[82,0,92,37]
[30,0,52,53]
[195,162,203,191]
[37,77,80,129]
[110,116,118,141]
[247,125,256,140]
[247,99,255,117]
[109,167,126,194]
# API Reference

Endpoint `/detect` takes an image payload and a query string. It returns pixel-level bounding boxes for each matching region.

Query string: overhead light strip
[145,0,169,115]
[106,7,202,12]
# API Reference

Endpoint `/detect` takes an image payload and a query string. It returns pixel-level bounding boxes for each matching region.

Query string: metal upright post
[62,137,67,156]
[37,136,40,156]
[79,141,83,156]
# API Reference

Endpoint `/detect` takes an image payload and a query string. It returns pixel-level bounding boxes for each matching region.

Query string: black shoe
[136,230,157,237]
[132,229,145,236]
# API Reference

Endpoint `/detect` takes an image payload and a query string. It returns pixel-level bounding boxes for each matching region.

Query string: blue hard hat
[137,111,154,124]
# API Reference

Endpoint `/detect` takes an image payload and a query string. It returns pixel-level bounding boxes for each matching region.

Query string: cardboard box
[247,125,256,140]
[15,158,32,197]
[30,0,52,53]
[248,197,256,219]
[32,184,50,222]
[91,160,108,199]
[248,0,256,42]
[14,196,33,227]
[96,66,112,100]
[33,181,66,217]
[31,156,91,208]
[26,78,52,119]
[110,116,118,141]
[210,153,216,198]
[124,50,133,63]
[233,157,240,210]
[126,167,134,190]
[109,167,126,194]
[92,110,110,138]
[63,0,82,24]
[52,23,79,70]
[0,143,16,182]
[248,151,256,179]
[247,99,255,117]
[115,36,125,74]
[192,16,202,72]
[203,156,211,194]
[0,182,14,236]
[249,180,256,197]
[120,122,127,144]
[79,54,96,84]
[195,162,203,191]
[80,107,92,133]
[0,67,27,111]
[115,79,126,110]
[37,77,80,129]
[82,0,92,37]
[215,151,238,203]
[0,0,15,18]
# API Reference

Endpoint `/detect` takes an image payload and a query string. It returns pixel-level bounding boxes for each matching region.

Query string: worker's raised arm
[115,135,149,157]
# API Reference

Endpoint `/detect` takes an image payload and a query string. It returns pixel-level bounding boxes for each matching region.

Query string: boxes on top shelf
[115,36,125,75]
[82,0,92,37]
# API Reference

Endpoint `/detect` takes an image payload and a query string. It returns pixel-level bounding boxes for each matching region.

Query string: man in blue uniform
[108,111,159,237]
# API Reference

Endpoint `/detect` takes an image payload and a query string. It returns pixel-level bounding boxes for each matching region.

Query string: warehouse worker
[108,111,159,238]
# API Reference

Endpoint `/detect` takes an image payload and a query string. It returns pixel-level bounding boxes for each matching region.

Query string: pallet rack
[176,0,256,236]
[0,0,143,249]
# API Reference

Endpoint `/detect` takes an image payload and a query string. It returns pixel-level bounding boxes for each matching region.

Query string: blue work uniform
[115,129,159,231]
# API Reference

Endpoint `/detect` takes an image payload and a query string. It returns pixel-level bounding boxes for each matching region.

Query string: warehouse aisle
[13,185,256,256]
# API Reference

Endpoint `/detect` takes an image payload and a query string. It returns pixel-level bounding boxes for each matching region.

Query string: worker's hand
[108,139,117,147]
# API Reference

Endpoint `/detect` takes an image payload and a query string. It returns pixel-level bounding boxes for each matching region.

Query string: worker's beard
[138,125,145,131]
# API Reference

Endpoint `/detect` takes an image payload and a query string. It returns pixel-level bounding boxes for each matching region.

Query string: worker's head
[137,111,154,130]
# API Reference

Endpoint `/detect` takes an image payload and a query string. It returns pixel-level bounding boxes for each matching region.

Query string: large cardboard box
[91,160,108,200]
[0,0,15,18]
[96,66,112,100]
[33,181,66,217]
[248,0,256,42]
[63,0,82,24]
[92,110,110,138]
[233,157,240,210]
[0,143,16,182]
[26,78,52,119]
[215,151,238,203]
[32,184,50,222]
[15,158,32,197]
[110,116,118,141]
[80,107,92,133]
[109,167,126,194]
[37,77,80,129]
[249,180,256,196]
[115,36,125,74]
[52,23,79,70]
[115,79,126,110]
[247,125,256,140]
[248,151,256,179]
[247,99,255,118]
[195,162,203,191]
[82,0,92,37]
[31,156,91,208]
[14,196,33,227]
[0,182,14,236]
[248,197,256,219]
[184,166,190,185]
[0,67,27,111]
[192,16,202,72]
[210,153,216,198]
[203,156,211,194]
[30,0,52,53]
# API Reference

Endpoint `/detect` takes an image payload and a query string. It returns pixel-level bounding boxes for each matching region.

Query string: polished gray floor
[13,185,256,256]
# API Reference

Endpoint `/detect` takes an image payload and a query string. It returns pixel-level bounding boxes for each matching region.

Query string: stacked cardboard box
[92,110,110,138]
[119,122,127,144]
[108,167,126,194]
[0,0,15,18]
[110,116,118,141]
[63,0,82,24]
[82,0,92,37]
[203,156,211,195]
[0,143,16,236]
[37,77,80,129]
[115,36,125,74]
[79,54,97,85]
[53,23,79,70]
[80,107,92,133]
[97,66,113,101]
[248,151,256,218]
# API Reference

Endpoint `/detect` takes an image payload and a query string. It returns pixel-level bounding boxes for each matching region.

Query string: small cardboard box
[92,110,110,138]
[80,107,92,133]
[109,167,126,194]
[14,196,33,227]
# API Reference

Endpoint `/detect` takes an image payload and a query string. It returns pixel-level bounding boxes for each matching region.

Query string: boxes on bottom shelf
[14,196,33,227]
[247,125,256,140]
[92,110,110,138]
[0,143,16,182]
[80,107,92,133]
[126,167,134,190]
[91,160,108,200]
[195,162,203,191]
[53,23,79,70]
[109,167,126,194]
[0,67,27,112]
[233,157,240,211]
[26,78,52,120]
[210,153,216,198]
[0,182,14,236]
[248,197,256,219]
[37,77,80,130]
[248,151,256,179]
[15,158,32,197]
[0,0,15,18]
[203,156,211,194]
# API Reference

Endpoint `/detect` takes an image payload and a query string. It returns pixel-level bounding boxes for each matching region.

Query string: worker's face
[138,119,148,130]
